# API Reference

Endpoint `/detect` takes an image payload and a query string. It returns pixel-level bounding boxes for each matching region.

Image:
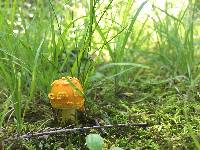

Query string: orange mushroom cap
[48,76,84,111]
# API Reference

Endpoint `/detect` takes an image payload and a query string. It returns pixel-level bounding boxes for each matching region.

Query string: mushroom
[48,76,84,123]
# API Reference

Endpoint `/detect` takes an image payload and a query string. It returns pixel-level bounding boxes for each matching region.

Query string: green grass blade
[15,72,22,132]
[99,62,149,70]
[120,1,147,54]
[29,37,45,101]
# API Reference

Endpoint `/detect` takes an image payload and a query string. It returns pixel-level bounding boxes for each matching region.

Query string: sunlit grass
[0,0,200,149]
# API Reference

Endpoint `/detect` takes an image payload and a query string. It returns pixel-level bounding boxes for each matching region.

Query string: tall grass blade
[29,37,45,101]
[120,0,147,56]
[14,72,22,133]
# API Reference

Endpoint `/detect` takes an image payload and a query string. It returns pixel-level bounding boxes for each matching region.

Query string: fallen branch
[3,123,148,142]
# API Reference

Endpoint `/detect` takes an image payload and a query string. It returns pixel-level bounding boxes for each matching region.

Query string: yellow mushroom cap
[48,76,84,111]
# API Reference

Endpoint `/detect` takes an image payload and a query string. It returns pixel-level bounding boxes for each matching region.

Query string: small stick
[3,123,148,142]
[94,118,107,135]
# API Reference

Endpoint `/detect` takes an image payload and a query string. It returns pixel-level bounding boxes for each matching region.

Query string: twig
[94,118,107,135]
[3,123,148,142]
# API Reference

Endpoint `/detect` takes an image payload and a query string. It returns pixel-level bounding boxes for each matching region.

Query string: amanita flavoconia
[48,76,84,123]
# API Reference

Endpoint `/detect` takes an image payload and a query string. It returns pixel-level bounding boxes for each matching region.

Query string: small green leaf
[86,134,104,150]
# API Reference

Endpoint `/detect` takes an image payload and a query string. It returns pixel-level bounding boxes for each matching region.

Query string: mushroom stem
[59,108,76,123]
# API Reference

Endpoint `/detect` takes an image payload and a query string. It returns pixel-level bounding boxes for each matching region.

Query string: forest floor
[1,70,200,150]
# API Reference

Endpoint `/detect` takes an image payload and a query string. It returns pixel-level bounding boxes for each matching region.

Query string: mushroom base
[58,108,76,124]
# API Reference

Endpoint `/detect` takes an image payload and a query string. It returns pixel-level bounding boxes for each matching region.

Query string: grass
[0,0,200,149]
[152,1,196,80]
